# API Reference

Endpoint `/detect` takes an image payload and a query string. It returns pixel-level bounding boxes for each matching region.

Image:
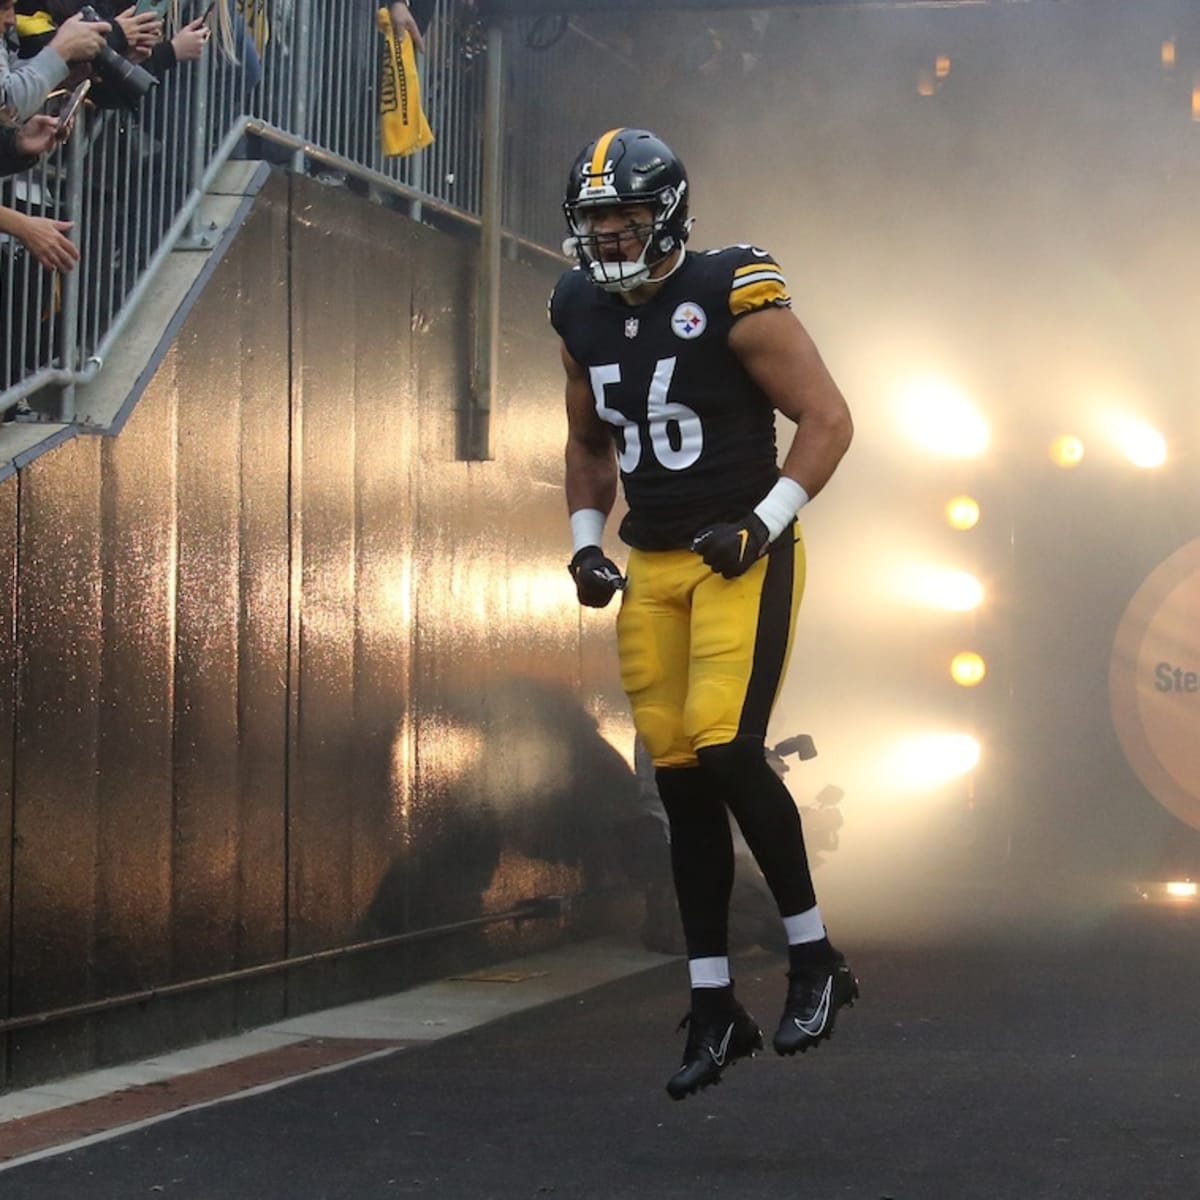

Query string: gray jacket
[1,35,69,124]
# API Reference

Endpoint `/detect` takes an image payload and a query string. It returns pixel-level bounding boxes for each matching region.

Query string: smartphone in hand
[56,79,92,138]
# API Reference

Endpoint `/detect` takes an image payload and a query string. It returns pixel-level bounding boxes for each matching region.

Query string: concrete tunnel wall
[0,170,640,1090]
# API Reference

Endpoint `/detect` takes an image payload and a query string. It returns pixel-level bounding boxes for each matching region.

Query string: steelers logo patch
[671,303,707,340]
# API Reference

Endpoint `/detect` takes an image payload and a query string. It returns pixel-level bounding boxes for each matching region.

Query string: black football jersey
[550,246,791,550]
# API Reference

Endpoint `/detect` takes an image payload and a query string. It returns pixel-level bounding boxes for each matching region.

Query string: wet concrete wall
[0,171,638,1089]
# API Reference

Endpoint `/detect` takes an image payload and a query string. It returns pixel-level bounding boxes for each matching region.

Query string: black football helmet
[562,128,691,293]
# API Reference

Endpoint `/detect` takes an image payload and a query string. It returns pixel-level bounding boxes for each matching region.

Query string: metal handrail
[1,0,498,417]
[1,112,564,417]
[0,896,566,1034]
[2,0,606,422]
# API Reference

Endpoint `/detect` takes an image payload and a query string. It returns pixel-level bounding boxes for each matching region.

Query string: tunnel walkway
[1,908,1198,1199]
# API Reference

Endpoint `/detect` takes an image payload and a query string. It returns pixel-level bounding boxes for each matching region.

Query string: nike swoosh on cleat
[709,1021,735,1067]
[793,976,833,1038]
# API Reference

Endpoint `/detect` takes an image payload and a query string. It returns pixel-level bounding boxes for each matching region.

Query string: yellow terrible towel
[377,6,433,158]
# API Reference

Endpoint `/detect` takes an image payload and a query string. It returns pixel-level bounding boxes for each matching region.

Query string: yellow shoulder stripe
[730,279,791,316]
[734,262,781,277]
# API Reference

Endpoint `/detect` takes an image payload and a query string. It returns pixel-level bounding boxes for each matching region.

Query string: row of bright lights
[1051,420,1168,471]
[896,377,1169,469]
[890,370,1168,791]
[898,377,1171,703]
[900,501,988,690]
[1164,37,1200,124]
[899,379,989,789]
[918,44,1200,124]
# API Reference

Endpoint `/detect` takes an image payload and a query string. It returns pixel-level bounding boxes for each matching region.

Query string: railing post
[467,17,504,462]
[187,36,213,245]
[57,119,88,423]
[291,0,314,172]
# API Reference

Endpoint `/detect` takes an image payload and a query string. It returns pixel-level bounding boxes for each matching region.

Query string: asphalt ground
[1,904,1198,1200]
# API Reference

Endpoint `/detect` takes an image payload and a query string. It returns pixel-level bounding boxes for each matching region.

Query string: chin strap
[593,246,686,293]
[649,245,687,284]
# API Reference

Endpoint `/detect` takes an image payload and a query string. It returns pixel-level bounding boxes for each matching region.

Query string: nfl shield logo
[624,317,639,339]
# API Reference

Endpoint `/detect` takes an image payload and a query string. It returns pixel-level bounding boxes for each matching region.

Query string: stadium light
[881,732,982,791]
[945,495,980,531]
[1049,434,1085,469]
[894,376,990,458]
[1122,426,1167,469]
[899,563,984,612]
[1103,415,1166,469]
[951,651,987,687]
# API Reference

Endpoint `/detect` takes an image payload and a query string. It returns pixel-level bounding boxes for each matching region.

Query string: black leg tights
[655,765,735,960]
[697,738,817,918]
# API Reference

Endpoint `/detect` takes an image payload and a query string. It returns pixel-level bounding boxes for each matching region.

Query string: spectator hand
[568,546,626,608]
[172,18,212,62]
[49,12,113,63]
[16,216,80,273]
[690,513,770,579]
[14,115,64,158]
[115,6,163,50]
[389,2,425,52]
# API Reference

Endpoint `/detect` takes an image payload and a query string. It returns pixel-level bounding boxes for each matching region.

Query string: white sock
[783,905,826,945]
[688,956,731,989]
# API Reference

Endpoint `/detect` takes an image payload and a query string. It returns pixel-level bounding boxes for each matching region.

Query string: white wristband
[570,508,607,555]
[753,477,810,542]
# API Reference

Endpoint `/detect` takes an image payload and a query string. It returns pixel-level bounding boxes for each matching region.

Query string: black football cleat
[773,953,860,1056]
[666,1001,764,1101]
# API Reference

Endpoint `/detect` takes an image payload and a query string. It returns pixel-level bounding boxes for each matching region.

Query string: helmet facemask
[564,181,690,294]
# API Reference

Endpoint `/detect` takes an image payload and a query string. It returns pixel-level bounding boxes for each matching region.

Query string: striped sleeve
[728,252,791,317]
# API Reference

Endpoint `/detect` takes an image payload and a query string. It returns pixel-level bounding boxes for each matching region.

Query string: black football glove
[690,513,771,579]
[568,545,626,608]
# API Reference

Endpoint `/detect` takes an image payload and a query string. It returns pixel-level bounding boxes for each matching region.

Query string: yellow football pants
[616,532,805,768]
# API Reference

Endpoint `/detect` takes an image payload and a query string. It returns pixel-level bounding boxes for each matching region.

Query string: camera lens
[96,45,157,100]
[78,5,158,103]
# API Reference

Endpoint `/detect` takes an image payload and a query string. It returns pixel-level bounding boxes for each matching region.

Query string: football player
[550,128,857,1100]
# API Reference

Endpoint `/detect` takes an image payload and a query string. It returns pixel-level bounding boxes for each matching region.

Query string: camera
[78,6,158,104]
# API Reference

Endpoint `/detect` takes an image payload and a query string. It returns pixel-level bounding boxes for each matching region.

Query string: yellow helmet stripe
[588,128,625,181]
